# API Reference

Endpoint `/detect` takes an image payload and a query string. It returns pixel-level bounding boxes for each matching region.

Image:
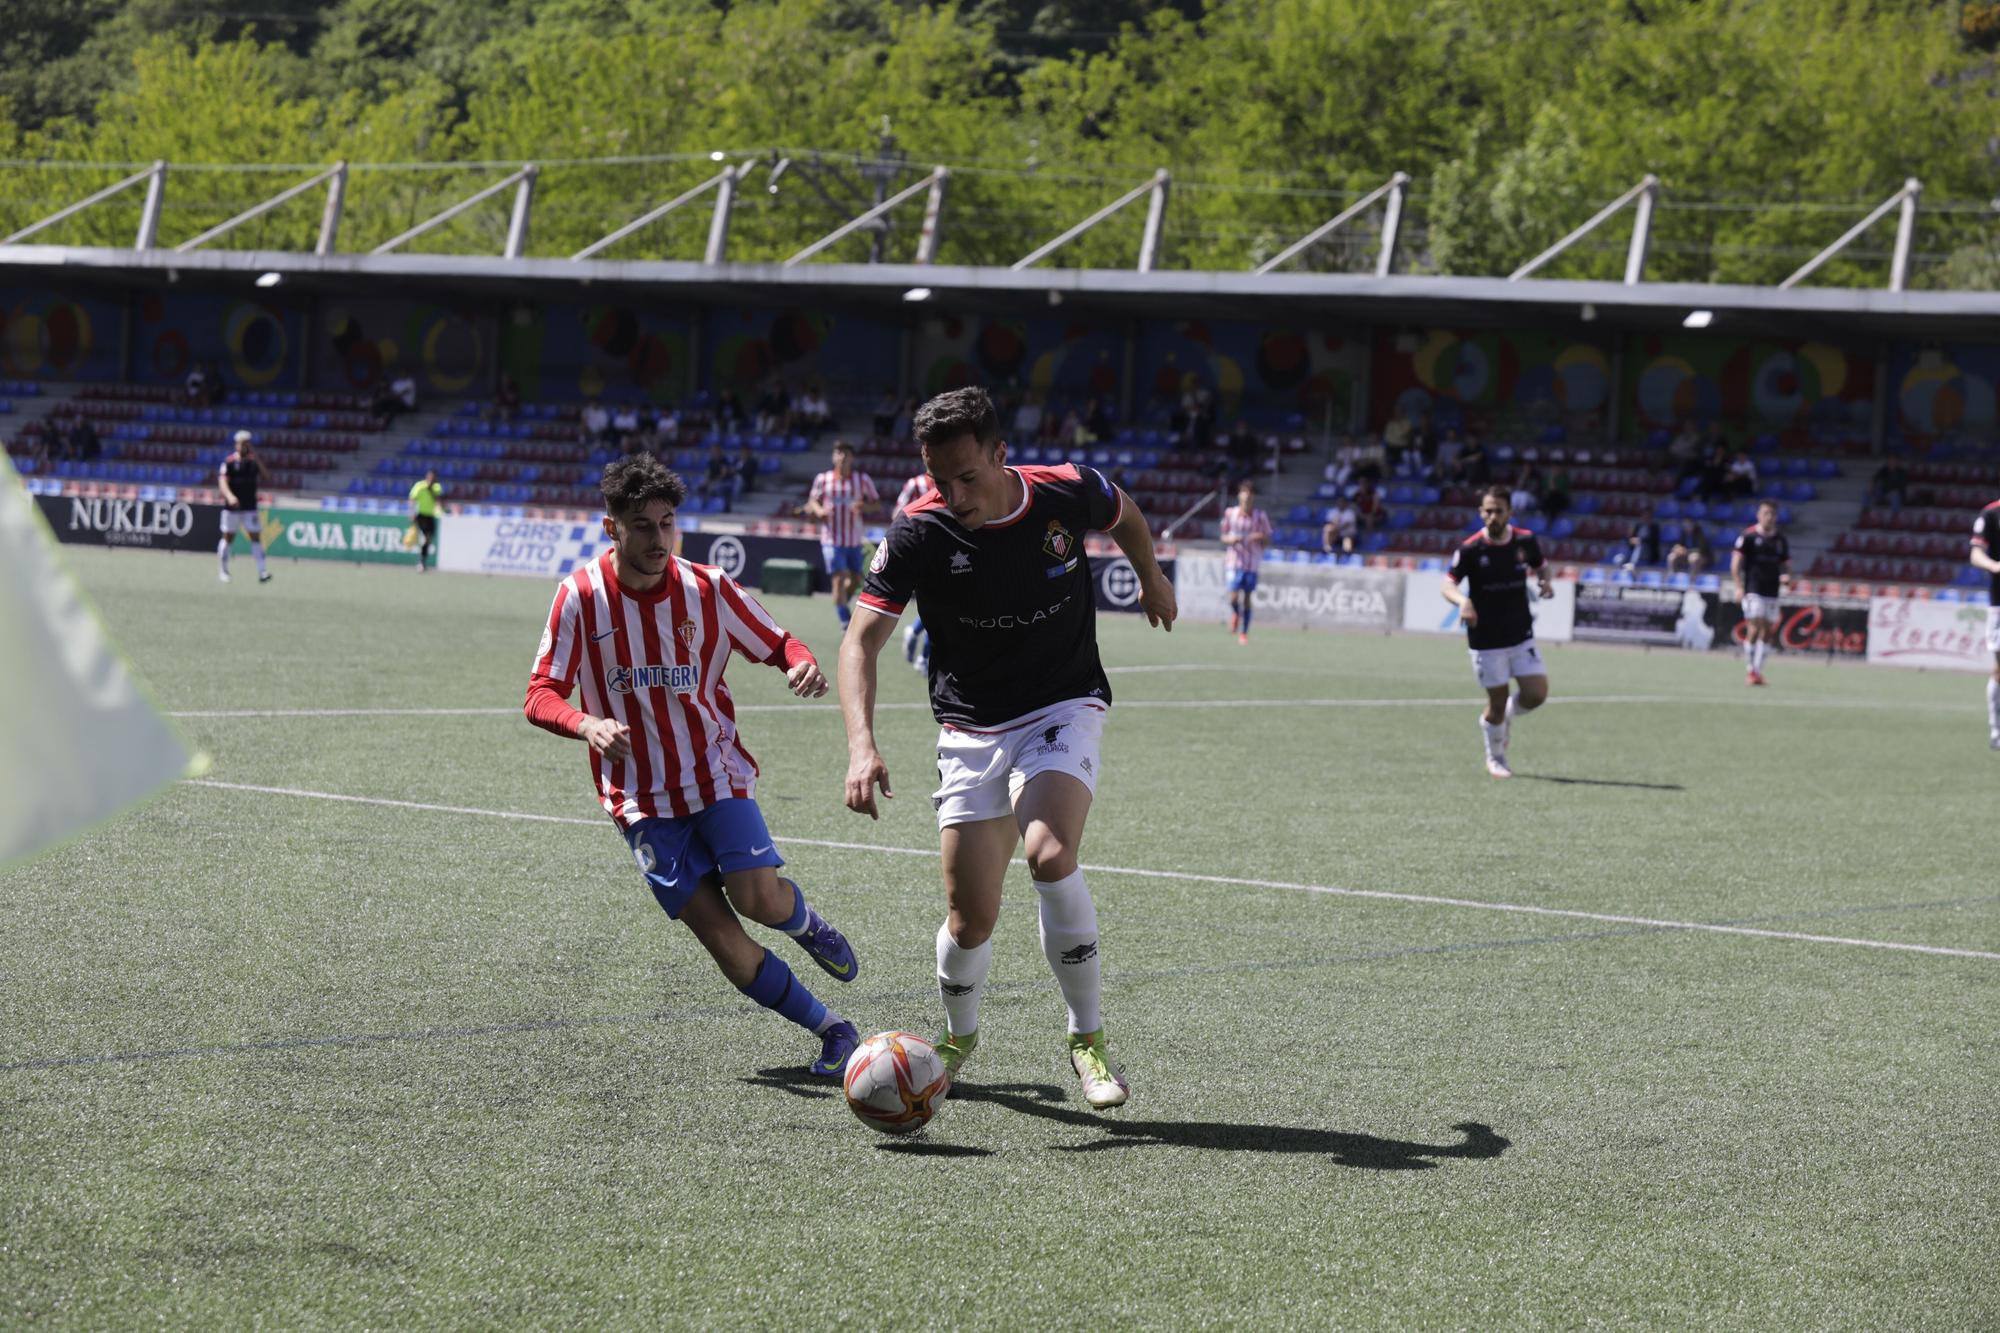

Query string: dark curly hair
[601,452,688,519]
[913,387,1000,451]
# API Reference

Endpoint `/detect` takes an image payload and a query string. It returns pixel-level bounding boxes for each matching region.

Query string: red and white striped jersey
[1220,504,1272,573]
[527,553,796,826]
[895,472,936,517]
[807,468,879,547]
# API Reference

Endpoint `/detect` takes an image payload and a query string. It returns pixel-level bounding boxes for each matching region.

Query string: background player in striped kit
[1218,479,1273,644]
[895,469,937,672]
[1970,499,2000,749]
[525,454,863,1077]
[802,440,880,630]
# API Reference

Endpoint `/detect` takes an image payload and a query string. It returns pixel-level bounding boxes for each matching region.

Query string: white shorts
[1742,593,1782,625]
[220,509,262,536]
[1987,606,2000,654]
[1469,639,1545,690]
[932,699,1105,830]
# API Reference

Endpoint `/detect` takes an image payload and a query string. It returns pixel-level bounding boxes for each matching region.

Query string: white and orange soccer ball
[842,1031,950,1135]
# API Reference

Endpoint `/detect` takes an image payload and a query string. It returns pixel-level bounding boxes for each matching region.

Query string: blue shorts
[624,799,784,919]
[1229,570,1259,593]
[822,544,864,576]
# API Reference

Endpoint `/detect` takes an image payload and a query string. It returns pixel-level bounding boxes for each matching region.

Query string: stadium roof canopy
[3,243,1996,343]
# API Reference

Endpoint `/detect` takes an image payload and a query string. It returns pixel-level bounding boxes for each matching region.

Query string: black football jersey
[1446,527,1545,651]
[1975,503,2000,602]
[220,453,261,511]
[1733,527,1790,598]
[861,463,1122,728]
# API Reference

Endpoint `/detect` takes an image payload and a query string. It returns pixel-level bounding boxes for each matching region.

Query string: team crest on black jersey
[1043,520,1074,562]
[869,542,889,574]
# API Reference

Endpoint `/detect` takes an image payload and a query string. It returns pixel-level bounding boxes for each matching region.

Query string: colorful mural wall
[706,307,901,401]
[501,302,693,404]
[913,314,1123,409]
[132,292,304,390]
[1135,320,1361,429]
[0,288,124,383]
[1889,344,2000,446]
[311,298,492,395]
[1622,335,1874,441]
[1372,329,1613,431]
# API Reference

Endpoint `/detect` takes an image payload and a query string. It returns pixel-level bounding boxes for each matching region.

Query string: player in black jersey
[1731,501,1791,686]
[216,430,271,584]
[1441,486,1553,779]
[1970,499,2000,749]
[838,387,1175,1109]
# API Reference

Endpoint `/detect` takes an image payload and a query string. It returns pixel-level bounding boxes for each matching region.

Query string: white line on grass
[168,693,1971,720]
[183,778,2000,963]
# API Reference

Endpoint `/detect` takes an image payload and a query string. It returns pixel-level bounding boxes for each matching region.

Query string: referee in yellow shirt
[409,469,445,573]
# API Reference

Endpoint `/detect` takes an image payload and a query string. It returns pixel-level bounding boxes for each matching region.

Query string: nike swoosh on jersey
[748,844,773,855]
[592,628,618,642]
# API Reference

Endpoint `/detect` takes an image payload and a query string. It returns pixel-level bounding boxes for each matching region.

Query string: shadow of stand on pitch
[960,1082,1511,1171]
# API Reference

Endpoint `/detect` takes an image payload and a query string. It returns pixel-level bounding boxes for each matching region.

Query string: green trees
[0,0,1991,286]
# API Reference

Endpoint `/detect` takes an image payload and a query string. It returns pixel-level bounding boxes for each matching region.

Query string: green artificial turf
[3,546,1994,1328]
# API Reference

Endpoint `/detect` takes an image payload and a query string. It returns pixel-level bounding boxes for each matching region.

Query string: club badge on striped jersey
[678,618,697,649]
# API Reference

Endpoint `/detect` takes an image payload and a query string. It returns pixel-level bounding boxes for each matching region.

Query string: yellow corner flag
[0,455,207,866]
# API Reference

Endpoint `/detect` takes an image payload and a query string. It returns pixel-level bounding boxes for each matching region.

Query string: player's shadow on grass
[1511,772,1684,792]
[965,1083,1509,1171]
[742,1065,840,1100]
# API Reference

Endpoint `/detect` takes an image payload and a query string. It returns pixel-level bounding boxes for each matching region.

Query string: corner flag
[0,456,207,866]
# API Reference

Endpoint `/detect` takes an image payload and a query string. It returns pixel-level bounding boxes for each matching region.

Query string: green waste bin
[760,557,814,597]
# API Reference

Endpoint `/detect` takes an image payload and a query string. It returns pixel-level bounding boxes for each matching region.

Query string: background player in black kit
[1441,486,1553,779]
[216,429,271,585]
[1970,498,2000,749]
[1732,500,1791,686]
[838,386,1175,1110]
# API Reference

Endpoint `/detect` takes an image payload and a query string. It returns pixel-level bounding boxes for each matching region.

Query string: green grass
[4,546,1996,1329]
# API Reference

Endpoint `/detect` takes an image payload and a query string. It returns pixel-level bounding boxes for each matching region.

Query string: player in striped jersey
[1219,479,1273,644]
[895,470,937,672]
[525,454,863,1077]
[803,441,880,630]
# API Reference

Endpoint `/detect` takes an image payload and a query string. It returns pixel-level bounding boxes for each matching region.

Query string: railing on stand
[1161,484,1227,541]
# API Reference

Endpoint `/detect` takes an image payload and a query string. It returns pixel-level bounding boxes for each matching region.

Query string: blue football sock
[738,948,829,1034]
[774,878,809,935]
[836,602,852,627]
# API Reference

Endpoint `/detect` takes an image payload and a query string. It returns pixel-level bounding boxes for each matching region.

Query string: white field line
[167,693,1971,720]
[183,778,2000,963]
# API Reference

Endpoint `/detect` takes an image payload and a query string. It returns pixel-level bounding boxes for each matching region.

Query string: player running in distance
[1732,500,1791,686]
[525,454,862,1078]
[838,387,1176,1110]
[1971,498,2000,749]
[895,469,938,672]
[216,430,271,584]
[803,440,879,630]
[1219,478,1273,644]
[1441,486,1553,780]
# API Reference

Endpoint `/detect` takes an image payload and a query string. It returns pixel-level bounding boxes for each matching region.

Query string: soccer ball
[842,1031,950,1135]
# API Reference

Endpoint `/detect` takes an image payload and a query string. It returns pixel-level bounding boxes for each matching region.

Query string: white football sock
[1987,678,1999,739]
[251,542,268,578]
[217,538,230,574]
[935,924,992,1038]
[1034,869,1102,1035]
[1752,640,1769,672]
[1504,694,1519,724]
[1480,716,1506,761]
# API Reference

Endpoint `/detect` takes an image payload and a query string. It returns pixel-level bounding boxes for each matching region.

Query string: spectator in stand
[583,397,612,447]
[1011,392,1043,442]
[611,403,641,453]
[1668,521,1713,578]
[699,445,735,505]
[795,384,833,437]
[1435,427,1463,483]
[1353,480,1386,537]
[491,374,522,422]
[1696,442,1732,504]
[1457,433,1491,486]
[1058,405,1090,450]
[1186,385,1215,450]
[1725,450,1758,499]
[1223,418,1261,484]
[201,359,227,406]
[1398,411,1433,478]
[1511,464,1545,516]
[1622,518,1663,571]
[393,373,419,414]
[1543,464,1572,521]
[1323,435,1360,490]
[1667,420,1703,479]
[655,403,682,443]
[892,396,915,444]
[717,389,747,429]
[1321,497,1358,556]
[1085,396,1112,443]
[758,383,793,437]
[68,414,100,463]
[735,443,759,498]
[184,364,208,407]
[871,391,900,441]
[1870,461,1909,511]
